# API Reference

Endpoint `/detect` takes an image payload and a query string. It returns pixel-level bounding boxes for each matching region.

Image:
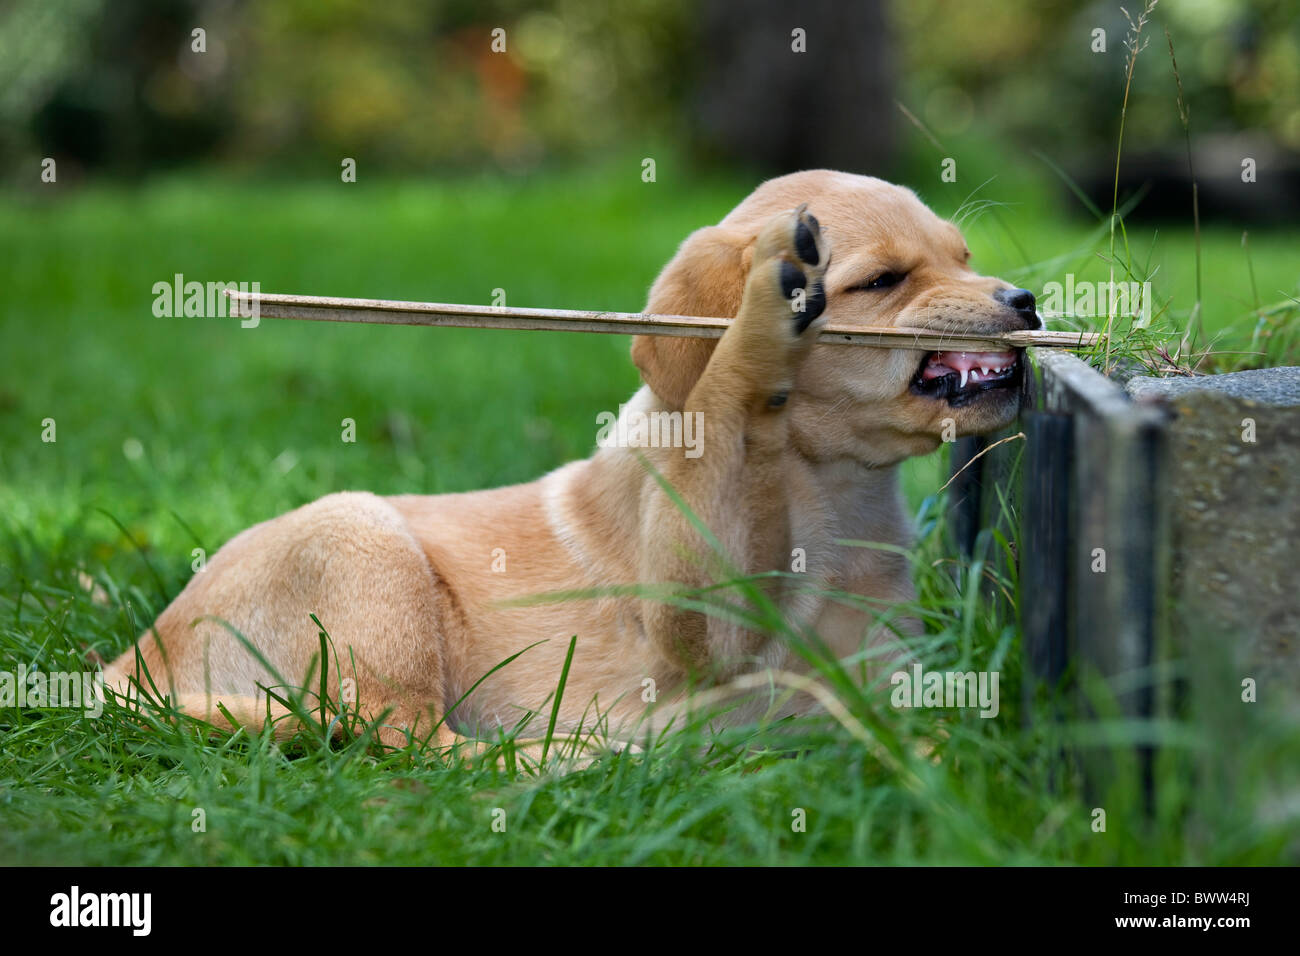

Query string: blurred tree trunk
[693,0,896,175]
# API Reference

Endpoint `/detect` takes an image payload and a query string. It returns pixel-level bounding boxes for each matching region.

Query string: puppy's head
[632,170,1037,467]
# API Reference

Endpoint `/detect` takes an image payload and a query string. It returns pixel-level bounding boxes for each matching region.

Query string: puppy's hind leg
[102,492,469,753]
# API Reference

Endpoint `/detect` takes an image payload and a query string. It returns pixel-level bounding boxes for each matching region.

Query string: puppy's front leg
[640,206,829,676]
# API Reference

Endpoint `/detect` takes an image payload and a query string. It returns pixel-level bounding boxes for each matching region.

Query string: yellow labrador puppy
[105,170,1038,753]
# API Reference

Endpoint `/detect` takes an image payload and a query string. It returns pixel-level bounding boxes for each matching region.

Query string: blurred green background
[5,0,1300,183]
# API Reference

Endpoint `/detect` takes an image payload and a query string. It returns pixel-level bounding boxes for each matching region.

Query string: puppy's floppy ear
[631,225,755,409]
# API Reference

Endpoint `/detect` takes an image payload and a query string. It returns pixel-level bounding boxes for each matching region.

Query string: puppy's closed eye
[847,270,908,292]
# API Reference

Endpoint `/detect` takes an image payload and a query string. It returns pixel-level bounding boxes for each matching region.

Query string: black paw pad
[793,281,826,334]
[795,217,820,265]
[780,260,806,298]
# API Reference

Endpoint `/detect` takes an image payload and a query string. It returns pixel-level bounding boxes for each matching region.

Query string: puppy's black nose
[994,287,1040,329]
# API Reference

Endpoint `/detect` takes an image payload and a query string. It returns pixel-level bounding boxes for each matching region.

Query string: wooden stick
[223,290,1101,352]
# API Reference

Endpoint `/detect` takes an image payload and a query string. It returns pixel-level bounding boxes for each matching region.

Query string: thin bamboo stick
[223,290,1101,352]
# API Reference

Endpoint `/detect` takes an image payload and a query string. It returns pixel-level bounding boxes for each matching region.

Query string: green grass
[1,165,1297,865]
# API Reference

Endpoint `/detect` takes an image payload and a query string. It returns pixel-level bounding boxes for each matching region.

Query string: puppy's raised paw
[722,205,832,409]
[745,204,830,342]
[701,204,834,409]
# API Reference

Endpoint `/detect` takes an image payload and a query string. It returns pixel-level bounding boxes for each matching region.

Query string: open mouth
[909,350,1023,407]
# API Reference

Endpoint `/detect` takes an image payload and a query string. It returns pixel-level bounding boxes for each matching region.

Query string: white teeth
[959,368,969,389]
[981,366,990,376]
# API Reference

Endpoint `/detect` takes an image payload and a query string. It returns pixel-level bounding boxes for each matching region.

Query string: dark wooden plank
[1020,408,1072,694]
[948,435,987,558]
[1026,349,1168,807]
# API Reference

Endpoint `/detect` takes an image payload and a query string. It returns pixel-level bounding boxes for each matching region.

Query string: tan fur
[105,170,1033,756]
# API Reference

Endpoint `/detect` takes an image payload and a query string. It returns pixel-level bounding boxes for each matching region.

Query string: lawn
[1,164,1296,865]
